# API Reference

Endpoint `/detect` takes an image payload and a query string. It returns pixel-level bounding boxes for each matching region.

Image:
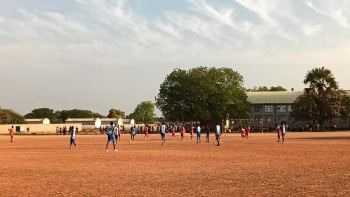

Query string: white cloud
[0,16,4,23]
[307,2,349,28]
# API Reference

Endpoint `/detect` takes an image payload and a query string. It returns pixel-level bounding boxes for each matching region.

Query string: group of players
[101,121,223,151]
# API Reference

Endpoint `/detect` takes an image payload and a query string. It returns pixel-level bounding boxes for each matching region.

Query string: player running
[160,123,166,145]
[105,122,117,152]
[245,125,250,139]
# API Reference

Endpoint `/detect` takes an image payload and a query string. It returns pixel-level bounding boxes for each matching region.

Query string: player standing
[144,125,149,140]
[277,124,281,142]
[161,123,166,145]
[215,123,221,146]
[205,125,210,143]
[118,125,122,141]
[114,124,119,145]
[196,124,201,143]
[171,126,176,140]
[106,122,117,151]
[181,126,186,141]
[281,123,286,143]
[190,125,194,140]
[9,126,14,142]
[130,125,136,142]
[70,126,77,149]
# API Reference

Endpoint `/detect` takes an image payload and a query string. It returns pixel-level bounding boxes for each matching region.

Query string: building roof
[247,91,304,104]
[25,119,43,122]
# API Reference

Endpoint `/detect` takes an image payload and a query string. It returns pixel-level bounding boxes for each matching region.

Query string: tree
[131,101,155,124]
[107,109,125,118]
[24,108,57,122]
[0,108,26,124]
[156,67,250,122]
[249,86,287,92]
[55,109,105,123]
[303,67,338,93]
[269,86,287,91]
[290,67,350,131]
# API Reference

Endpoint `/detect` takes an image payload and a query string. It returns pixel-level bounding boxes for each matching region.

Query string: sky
[1,0,350,116]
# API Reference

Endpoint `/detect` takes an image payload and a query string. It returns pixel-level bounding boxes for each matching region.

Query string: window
[277,105,287,112]
[277,115,286,122]
[265,115,273,123]
[288,105,292,112]
[254,115,263,121]
[265,105,274,112]
[254,105,262,112]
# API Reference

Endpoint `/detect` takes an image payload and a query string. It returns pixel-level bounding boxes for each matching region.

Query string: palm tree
[303,67,338,93]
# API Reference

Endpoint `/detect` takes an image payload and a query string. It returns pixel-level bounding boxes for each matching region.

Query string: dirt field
[0,132,349,197]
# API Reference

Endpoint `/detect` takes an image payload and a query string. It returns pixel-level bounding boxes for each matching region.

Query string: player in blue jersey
[105,122,117,152]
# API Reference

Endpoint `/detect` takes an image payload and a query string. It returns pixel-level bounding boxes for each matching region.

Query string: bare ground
[0,132,349,197]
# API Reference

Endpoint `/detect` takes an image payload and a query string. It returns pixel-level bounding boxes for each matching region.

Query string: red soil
[0,132,349,197]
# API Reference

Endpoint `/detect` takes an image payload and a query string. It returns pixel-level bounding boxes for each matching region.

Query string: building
[245,91,350,130]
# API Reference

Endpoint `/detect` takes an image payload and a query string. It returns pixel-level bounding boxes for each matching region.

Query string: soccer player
[281,123,286,143]
[171,126,176,140]
[215,123,221,146]
[118,125,122,141]
[246,125,250,139]
[70,126,77,149]
[181,126,186,141]
[106,122,117,151]
[277,124,281,142]
[9,126,14,142]
[114,124,119,145]
[161,123,166,145]
[190,125,194,140]
[144,125,149,140]
[196,124,201,143]
[130,125,136,142]
[206,125,210,143]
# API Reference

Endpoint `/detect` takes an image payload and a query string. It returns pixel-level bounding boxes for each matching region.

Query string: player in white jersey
[196,124,201,143]
[160,123,166,145]
[114,124,119,145]
[215,123,221,146]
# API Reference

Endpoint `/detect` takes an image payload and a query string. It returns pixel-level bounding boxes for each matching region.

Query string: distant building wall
[0,124,82,135]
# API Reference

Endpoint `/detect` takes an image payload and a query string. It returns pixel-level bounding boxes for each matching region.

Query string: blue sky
[1,0,350,116]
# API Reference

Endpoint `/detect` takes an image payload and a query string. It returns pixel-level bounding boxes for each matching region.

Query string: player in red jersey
[190,125,194,140]
[118,125,122,141]
[9,126,14,142]
[245,125,250,140]
[277,124,281,142]
[144,125,149,140]
[181,126,186,141]
[171,126,176,140]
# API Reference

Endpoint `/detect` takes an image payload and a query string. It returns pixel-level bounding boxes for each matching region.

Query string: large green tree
[156,67,250,122]
[130,101,155,124]
[24,108,57,122]
[0,108,26,124]
[290,67,350,131]
[107,109,125,119]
